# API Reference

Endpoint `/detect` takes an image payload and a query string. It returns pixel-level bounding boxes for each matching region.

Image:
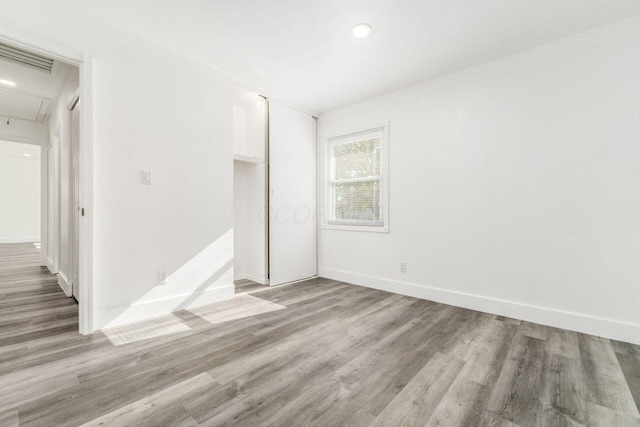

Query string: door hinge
[81,208,85,216]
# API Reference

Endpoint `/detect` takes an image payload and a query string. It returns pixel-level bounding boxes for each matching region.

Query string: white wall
[45,67,79,291]
[1,1,235,330]
[45,126,57,271]
[318,16,640,344]
[233,85,267,284]
[0,141,40,243]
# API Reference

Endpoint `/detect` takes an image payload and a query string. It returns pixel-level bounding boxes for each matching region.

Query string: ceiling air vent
[0,42,54,73]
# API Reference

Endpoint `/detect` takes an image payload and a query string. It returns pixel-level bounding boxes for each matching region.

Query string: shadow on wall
[96,228,235,330]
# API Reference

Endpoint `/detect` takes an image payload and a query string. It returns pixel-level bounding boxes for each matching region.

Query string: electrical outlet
[400,262,407,273]
[158,270,169,284]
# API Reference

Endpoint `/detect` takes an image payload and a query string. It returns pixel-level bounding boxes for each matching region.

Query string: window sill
[322,223,389,233]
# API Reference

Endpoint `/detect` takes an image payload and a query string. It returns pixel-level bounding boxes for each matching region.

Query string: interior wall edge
[45,256,56,274]
[57,273,72,297]
[319,267,640,346]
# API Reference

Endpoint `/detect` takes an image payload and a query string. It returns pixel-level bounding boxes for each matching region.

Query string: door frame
[70,96,81,300]
[0,30,96,334]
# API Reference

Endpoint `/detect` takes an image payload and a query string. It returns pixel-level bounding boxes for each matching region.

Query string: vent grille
[0,42,54,73]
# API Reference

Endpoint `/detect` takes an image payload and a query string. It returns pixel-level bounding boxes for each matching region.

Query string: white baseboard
[57,272,72,297]
[0,236,40,243]
[95,284,235,330]
[319,267,640,345]
[46,257,58,274]
[234,274,268,285]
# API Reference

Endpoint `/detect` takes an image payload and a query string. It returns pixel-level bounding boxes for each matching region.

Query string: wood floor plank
[487,335,546,426]
[79,373,215,426]
[578,334,640,418]
[612,340,640,359]
[425,321,519,426]
[585,401,640,427]
[370,352,466,426]
[546,328,580,359]
[517,321,550,341]
[615,352,640,413]
[537,352,587,426]
[0,408,18,427]
[425,373,487,426]
[477,410,523,426]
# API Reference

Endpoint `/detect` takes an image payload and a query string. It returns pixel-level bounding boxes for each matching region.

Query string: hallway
[0,242,78,346]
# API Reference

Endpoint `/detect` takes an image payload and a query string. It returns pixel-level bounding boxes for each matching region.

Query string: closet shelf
[233,153,260,164]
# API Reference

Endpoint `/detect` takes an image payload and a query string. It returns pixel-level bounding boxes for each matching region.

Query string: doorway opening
[0,34,94,334]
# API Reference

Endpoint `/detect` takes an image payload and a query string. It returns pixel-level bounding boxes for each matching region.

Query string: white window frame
[324,122,389,233]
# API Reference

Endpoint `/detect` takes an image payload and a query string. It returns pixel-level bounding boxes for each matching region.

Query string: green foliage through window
[331,137,381,222]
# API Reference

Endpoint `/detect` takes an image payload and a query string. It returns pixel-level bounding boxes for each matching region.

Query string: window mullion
[329,176,380,184]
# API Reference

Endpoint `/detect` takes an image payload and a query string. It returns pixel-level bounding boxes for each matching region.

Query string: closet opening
[233,85,317,289]
[233,86,269,286]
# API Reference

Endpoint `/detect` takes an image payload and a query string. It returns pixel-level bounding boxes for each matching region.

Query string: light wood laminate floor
[1,242,639,426]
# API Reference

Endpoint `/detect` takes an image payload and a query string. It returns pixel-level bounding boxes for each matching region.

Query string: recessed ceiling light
[0,79,16,87]
[351,23,372,38]
[23,153,32,157]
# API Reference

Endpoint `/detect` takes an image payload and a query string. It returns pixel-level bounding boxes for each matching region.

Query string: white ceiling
[84,0,640,114]
[0,57,72,122]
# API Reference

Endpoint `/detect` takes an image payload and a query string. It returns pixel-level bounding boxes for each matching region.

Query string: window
[326,123,389,232]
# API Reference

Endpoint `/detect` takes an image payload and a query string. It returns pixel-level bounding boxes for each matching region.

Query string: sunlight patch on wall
[95,229,235,330]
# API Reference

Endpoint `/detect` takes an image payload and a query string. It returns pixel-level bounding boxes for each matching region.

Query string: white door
[268,101,317,286]
[71,100,80,300]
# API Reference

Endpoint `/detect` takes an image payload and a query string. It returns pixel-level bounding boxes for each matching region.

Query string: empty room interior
[1,1,640,426]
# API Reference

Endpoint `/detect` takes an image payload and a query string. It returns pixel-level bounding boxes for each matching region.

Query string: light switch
[142,171,152,185]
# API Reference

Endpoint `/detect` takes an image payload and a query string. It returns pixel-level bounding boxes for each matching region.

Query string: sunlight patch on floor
[103,313,191,346]
[188,294,286,325]
[234,287,272,297]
